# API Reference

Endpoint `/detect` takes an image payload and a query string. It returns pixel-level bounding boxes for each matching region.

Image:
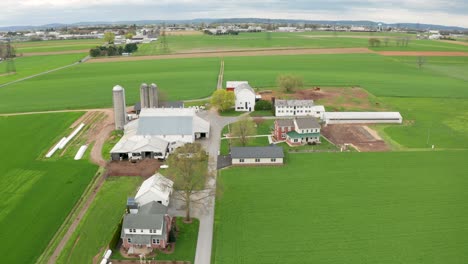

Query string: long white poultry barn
[323,112,403,124]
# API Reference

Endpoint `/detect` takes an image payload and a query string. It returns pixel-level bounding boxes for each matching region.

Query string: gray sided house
[231,145,284,165]
[121,201,172,252]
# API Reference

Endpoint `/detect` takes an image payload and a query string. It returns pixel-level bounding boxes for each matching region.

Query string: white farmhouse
[134,173,174,207]
[234,83,256,112]
[275,100,325,119]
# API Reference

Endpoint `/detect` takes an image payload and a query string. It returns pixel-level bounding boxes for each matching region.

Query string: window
[141,229,144,233]
[127,238,132,243]
[150,229,153,233]
[152,238,157,244]
[255,158,260,162]
[239,159,244,163]
[294,139,298,142]
[271,158,276,162]
[156,239,160,244]
[132,228,136,233]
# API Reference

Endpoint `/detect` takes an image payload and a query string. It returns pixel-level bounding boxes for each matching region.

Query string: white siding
[275,106,324,118]
[235,89,256,112]
[232,157,283,165]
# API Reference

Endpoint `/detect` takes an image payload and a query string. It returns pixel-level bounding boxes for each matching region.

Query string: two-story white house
[284,117,321,146]
[275,99,325,119]
[234,83,256,112]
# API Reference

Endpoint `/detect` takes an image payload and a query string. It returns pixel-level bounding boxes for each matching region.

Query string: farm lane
[168,108,239,264]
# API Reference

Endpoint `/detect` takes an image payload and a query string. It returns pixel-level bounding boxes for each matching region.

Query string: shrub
[254,100,273,111]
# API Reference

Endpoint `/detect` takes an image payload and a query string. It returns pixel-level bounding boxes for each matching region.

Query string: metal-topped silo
[149,83,159,108]
[113,85,127,130]
[139,83,149,109]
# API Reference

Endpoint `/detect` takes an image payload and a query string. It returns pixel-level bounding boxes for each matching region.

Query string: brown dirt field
[87,47,374,63]
[377,51,468,56]
[321,124,390,152]
[106,159,162,178]
[261,87,387,111]
[20,49,89,56]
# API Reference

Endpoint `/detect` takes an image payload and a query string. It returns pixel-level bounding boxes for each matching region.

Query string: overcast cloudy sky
[2,0,468,28]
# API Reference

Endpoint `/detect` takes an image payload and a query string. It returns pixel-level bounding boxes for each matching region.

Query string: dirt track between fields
[438,40,468,46]
[86,47,375,63]
[378,51,468,56]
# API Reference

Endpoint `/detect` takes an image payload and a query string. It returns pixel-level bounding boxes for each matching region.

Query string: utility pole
[5,39,16,73]
[159,22,169,54]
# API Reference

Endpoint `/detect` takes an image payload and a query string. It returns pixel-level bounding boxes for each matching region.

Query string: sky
[2,0,468,28]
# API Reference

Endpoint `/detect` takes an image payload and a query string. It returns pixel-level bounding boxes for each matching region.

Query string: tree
[368,38,381,47]
[417,56,426,69]
[166,143,209,222]
[383,38,390,47]
[124,43,138,53]
[89,47,101,57]
[230,116,256,146]
[277,74,303,93]
[210,89,235,112]
[104,32,115,44]
[125,33,134,39]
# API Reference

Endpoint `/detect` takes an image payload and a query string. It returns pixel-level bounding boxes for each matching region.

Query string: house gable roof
[295,117,321,129]
[135,173,174,205]
[275,119,294,127]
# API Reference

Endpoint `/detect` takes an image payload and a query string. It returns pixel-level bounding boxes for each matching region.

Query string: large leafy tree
[277,74,303,93]
[166,143,208,221]
[211,89,235,111]
[230,116,256,146]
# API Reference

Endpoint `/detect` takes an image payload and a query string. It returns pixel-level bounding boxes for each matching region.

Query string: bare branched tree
[230,116,256,146]
[417,56,426,69]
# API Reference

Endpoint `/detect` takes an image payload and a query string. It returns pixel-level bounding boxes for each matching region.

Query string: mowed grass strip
[56,177,142,264]
[0,113,98,264]
[0,53,86,84]
[214,151,468,264]
[223,53,468,99]
[0,57,219,113]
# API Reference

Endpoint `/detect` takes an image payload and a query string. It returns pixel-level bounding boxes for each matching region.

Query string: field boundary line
[377,51,468,56]
[86,47,375,63]
[0,56,88,89]
[36,167,103,264]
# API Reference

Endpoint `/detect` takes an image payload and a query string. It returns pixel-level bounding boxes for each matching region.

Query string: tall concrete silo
[149,83,159,108]
[113,85,127,130]
[139,83,149,109]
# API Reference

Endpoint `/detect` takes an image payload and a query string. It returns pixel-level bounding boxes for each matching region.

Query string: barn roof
[275,99,314,107]
[295,117,321,129]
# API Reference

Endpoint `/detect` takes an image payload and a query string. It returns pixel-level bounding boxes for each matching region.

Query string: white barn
[110,108,210,161]
[275,100,325,119]
[226,81,249,92]
[135,173,174,207]
[323,112,403,124]
[234,83,256,112]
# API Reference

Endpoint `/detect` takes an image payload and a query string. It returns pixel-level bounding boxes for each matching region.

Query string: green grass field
[14,39,103,54]
[0,57,219,113]
[0,113,98,264]
[56,177,141,264]
[0,53,86,84]
[223,54,468,99]
[134,32,468,55]
[213,151,468,264]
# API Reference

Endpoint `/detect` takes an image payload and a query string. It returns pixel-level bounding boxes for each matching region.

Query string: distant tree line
[89,43,138,57]
[369,37,411,47]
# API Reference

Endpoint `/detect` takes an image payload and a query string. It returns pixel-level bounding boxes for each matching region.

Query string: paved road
[168,109,239,264]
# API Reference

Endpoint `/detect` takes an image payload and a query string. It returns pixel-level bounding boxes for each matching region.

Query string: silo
[113,85,127,130]
[139,83,149,109]
[149,83,159,108]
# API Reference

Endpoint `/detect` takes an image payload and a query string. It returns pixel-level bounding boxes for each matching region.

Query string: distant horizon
[2,0,468,28]
[1,17,467,31]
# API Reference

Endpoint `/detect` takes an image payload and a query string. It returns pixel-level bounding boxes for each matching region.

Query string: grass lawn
[56,177,142,264]
[0,53,86,84]
[0,113,98,264]
[214,151,468,264]
[277,136,339,152]
[102,130,124,161]
[0,57,219,113]
[112,217,199,263]
[223,53,468,99]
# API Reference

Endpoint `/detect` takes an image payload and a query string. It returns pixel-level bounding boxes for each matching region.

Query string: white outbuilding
[323,112,403,124]
[135,173,174,207]
[275,99,325,119]
[234,83,256,112]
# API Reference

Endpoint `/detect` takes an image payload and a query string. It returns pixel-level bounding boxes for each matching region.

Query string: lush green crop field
[0,57,219,113]
[14,39,103,54]
[0,53,86,84]
[214,151,468,264]
[223,54,468,98]
[134,32,467,55]
[56,177,141,264]
[0,113,98,264]
[381,98,468,149]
